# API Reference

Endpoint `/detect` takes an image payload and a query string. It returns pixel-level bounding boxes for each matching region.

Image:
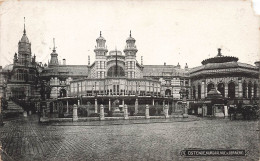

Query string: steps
[3,101,24,114]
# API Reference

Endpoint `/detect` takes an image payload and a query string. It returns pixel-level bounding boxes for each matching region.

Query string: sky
[0,0,259,68]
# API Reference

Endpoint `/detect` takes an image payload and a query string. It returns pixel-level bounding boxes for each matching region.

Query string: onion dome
[126,30,136,42]
[201,48,238,65]
[96,31,106,41]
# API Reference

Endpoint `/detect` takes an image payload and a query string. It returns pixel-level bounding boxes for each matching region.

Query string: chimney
[164,62,166,66]
[141,56,143,65]
[0,66,2,70]
[63,59,66,65]
[255,61,260,67]
[88,55,90,65]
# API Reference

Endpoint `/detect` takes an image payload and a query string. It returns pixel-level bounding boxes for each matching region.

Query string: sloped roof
[190,61,258,74]
[20,34,29,43]
[42,65,89,76]
[2,64,13,72]
[143,65,189,77]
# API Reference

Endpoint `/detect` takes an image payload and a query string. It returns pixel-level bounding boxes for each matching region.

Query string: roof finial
[23,17,26,34]
[100,31,102,37]
[130,30,132,37]
[53,38,56,51]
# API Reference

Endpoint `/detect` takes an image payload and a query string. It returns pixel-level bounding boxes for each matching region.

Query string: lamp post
[77,83,80,105]
[39,80,47,122]
[179,87,189,118]
[152,83,154,96]
[136,81,137,95]
[95,82,96,96]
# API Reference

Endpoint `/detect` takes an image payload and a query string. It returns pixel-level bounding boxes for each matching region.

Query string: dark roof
[42,65,88,76]
[190,61,258,74]
[206,88,223,99]
[20,34,29,43]
[143,65,189,77]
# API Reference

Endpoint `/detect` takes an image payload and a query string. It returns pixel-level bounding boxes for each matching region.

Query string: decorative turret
[32,54,36,64]
[13,53,18,64]
[123,30,138,56]
[49,38,59,66]
[94,31,108,56]
[124,31,138,78]
[94,31,107,78]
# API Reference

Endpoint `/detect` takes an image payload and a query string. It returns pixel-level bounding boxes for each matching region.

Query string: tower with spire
[94,31,108,78]
[49,38,59,66]
[123,30,138,78]
[17,17,32,66]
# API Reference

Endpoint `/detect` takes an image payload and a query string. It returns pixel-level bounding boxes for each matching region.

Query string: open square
[0,116,259,161]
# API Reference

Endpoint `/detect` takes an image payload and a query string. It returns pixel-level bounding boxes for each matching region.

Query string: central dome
[201,48,238,65]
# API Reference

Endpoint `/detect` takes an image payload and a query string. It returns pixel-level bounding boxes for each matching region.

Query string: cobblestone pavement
[0,115,259,161]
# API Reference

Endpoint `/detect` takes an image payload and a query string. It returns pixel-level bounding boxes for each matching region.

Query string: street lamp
[179,87,189,118]
[152,83,154,96]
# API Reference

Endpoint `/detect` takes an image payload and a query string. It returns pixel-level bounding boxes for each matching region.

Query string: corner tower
[123,31,138,78]
[94,31,108,78]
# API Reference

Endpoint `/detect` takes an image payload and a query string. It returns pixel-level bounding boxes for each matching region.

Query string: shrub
[89,113,100,117]
[149,106,157,116]
[157,107,163,115]
[107,111,113,117]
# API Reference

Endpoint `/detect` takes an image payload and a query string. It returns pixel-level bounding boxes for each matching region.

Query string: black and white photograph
[0,0,259,160]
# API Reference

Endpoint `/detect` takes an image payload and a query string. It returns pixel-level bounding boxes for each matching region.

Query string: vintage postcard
[0,0,259,160]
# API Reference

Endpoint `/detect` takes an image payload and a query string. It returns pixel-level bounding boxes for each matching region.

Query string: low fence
[57,104,166,118]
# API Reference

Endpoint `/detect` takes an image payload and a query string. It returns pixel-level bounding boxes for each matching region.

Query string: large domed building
[0,21,259,117]
[189,48,259,105]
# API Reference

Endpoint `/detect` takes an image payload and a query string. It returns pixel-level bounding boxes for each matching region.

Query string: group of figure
[228,104,259,120]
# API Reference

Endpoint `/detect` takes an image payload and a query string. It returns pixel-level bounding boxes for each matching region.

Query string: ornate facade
[1,23,41,100]
[0,22,259,116]
[190,49,259,105]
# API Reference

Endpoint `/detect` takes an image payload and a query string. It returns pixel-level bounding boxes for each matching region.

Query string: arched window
[242,81,247,98]
[60,89,67,97]
[198,84,201,99]
[228,82,235,99]
[165,89,171,96]
[254,82,258,98]
[107,66,125,77]
[248,82,252,99]
[217,83,225,97]
[207,83,214,93]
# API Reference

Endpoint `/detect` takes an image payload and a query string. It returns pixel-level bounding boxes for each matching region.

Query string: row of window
[96,61,106,69]
[126,61,135,69]
[15,69,36,81]
[192,82,258,99]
